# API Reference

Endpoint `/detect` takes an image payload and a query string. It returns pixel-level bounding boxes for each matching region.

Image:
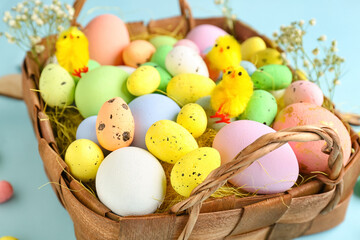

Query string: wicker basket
[21,0,360,239]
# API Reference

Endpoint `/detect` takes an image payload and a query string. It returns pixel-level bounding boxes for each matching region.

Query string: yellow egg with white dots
[177,103,207,138]
[241,36,267,61]
[127,66,160,96]
[145,120,198,164]
[65,139,104,182]
[250,48,283,68]
[170,147,221,197]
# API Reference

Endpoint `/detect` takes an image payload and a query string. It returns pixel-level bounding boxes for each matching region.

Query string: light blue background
[0,0,359,239]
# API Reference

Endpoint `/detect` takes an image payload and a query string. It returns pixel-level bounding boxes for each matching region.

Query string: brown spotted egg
[96,97,135,151]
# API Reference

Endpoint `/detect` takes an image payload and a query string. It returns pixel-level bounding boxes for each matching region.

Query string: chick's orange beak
[219,47,223,53]
[69,33,74,39]
[231,72,235,78]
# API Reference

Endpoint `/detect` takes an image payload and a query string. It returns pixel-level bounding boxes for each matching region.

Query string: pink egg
[284,80,324,106]
[213,120,299,194]
[84,14,130,65]
[0,180,14,203]
[186,24,228,53]
[174,39,200,54]
[273,103,351,174]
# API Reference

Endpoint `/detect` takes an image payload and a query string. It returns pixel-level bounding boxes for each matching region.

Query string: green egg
[149,35,177,48]
[239,90,278,126]
[150,45,173,69]
[75,66,134,118]
[251,64,292,90]
[39,63,75,108]
[141,62,172,92]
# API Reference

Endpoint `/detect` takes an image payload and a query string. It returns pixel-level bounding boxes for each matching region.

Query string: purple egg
[174,39,200,54]
[186,24,228,53]
[213,120,299,194]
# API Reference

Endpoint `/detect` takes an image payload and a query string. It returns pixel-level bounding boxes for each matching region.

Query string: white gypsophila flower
[57,25,64,32]
[312,48,319,55]
[329,67,335,72]
[31,13,38,21]
[303,60,309,67]
[35,0,42,6]
[15,3,24,12]
[21,14,27,21]
[215,0,224,4]
[35,44,45,53]
[231,14,236,20]
[334,80,341,85]
[331,46,338,52]
[68,8,74,18]
[309,18,316,26]
[23,7,29,13]
[29,35,41,45]
[5,32,15,43]
[318,35,327,41]
[35,18,44,26]
[299,20,305,26]
[8,19,16,27]
[332,40,337,46]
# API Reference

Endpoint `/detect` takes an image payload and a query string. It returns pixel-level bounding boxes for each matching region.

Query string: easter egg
[251,48,283,68]
[165,46,209,77]
[141,62,172,92]
[283,80,324,106]
[127,66,160,96]
[196,96,236,131]
[174,39,200,54]
[117,65,136,75]
[123,40,156,68]
[150,45,173,70]
[129,94,180,149]
[213,120,299,194]
[84,14,130,65]
[251,64,292,90]
[273,103,351,174]
[76,115,99,145]
[75,66,134,118]
[145,120,198,164]
[0,237,18,240]
[96,97,134,151]
[167,73,216,106]
[239,90,278,126]
[186,24,228,53]
[39,64,75,108]
[65,139,104,182]
[241,36,267,61]
[149,35,177,48]
[240,60,257,76]
[0,180,13,203]
[177,103,207,138]
[96,147,166,216]
[170,147,221,197]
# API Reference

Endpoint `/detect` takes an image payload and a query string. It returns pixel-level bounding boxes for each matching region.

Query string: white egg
[117,65,136,75]
[165,46,209,77]
[96,147,166,216]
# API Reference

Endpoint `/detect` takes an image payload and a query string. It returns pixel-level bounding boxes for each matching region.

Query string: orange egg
[273,103,351,174]
[84,14,130,65]
[96,97,135,151]
[123,40,156,68]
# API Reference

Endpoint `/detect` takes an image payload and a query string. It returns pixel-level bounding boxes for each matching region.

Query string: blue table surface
[1,0,359,239]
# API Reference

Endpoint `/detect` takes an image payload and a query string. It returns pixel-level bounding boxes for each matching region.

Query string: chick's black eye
[227,71,232,74]
[77,36,80,39]
[63,35,67,39]
[215,44,218,47]
[227,46,230,49]
[238,71,242,76]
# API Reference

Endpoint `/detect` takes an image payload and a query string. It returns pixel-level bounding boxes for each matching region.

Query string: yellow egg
[250,48,283,68]
[127,66,160,96]
[241,36,267,61]
[145,120,198,164]
[177,103,207,138]
[167,73,216,106]
[0,237,18,240]
[65,139,104,182]
[170,147,221,197]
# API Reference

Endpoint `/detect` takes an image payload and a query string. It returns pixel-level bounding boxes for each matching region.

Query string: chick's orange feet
[72,66,89,78]
[210,105,231,124]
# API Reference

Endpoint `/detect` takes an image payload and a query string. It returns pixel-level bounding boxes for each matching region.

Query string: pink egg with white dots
[284,80,324,106]
[174,39,200,54]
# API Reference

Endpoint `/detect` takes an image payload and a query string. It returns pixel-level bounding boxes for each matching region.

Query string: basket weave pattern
[21,0,360,239]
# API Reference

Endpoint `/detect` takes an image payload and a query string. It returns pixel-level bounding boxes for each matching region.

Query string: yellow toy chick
[206,35,242,71]
[210,66,253,123]
[55,26,89,78]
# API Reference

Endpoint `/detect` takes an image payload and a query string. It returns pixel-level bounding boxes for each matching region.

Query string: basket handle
[170,125,345,240]
[71,0,195,29]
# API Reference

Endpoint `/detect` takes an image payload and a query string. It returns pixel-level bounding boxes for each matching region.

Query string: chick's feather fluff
[55,27,89,74]
[211,66,253,117]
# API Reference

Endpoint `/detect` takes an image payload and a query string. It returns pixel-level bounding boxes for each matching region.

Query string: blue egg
[76,116,99,145]
[129,94,181,149]
[240,60,257,76]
